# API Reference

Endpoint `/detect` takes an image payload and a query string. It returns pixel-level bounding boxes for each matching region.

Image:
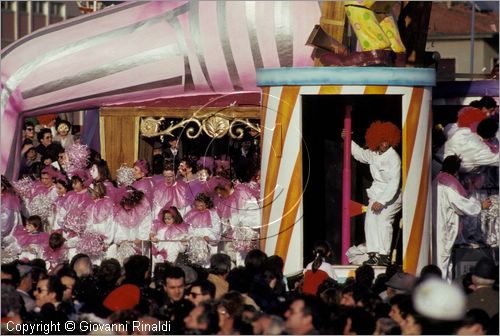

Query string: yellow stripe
[319,85,342,95]
[402,88,424,190]
[364,85,387,95]
[403,112,431,274]
[275,149,302,261]
[261,86,300,251]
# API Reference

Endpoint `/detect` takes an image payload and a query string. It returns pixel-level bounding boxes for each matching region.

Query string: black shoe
[363,253,379,266]
[378,254,390,266]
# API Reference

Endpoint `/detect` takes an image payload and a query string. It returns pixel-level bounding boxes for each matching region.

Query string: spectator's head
[478,96,497,117]
[441,155,462,175]
[1,263,21,288]
[227,266,251,294]
[209,253,232,277]
[385,272,416,298]
[1,284,22,319]
[285,295,325,334]
[34,276,65,307]
[124,255,150,287]
[340,284,356,307]
[418,264,442,282]
[97,258,121,287]
[411,278,466,334]
[16,264,33,292]
[70,254,93,278]
[184,300,219,334]
[25,215,44,233]
[254,314,285,335]
[389,294,411,325]
[472,258,497,287]
[217,291,244,333]
[311,240,332,273]
[355,264,375,289]
[59,274,76,302]
[38,128,53,147]
[456,309,490,335]
[163,266,185,302]
[476,118,498,140]
[23,121,36,138]
[187,280,215,306]
[342,307,376,335]
[374,317,401,335]
[55,120,71,137]
[244,249,268,275]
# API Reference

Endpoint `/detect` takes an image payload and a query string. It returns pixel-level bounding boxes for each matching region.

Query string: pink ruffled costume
[12,226,49,261]
[152,180,192,217]
[87,197,115,245]
[214,184,261,266]
[1,192,22,238]
[151,216,189,264]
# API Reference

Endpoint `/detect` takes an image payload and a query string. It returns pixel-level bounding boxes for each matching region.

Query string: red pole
[342,105,352,265]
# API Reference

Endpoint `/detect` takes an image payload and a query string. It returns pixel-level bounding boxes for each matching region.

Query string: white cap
[412,278,466,321]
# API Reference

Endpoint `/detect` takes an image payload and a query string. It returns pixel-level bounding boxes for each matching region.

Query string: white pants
[365,194,401,255]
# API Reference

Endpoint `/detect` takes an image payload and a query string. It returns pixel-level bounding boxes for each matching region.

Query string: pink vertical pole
[342,105,352,265]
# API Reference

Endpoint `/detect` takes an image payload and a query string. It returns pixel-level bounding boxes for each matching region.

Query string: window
[50,2,64,17]
[32,1,44,14]
[18,1,28,12]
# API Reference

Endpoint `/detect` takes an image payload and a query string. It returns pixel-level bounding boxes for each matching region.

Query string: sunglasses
[189,292,204,298]
[36,287,48,293]
[26,128,34,131]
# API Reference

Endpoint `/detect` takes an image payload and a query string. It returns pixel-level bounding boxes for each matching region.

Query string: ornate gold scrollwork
[140,112,260,140]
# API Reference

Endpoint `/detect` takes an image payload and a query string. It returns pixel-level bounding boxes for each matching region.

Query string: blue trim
[256,67,436,87]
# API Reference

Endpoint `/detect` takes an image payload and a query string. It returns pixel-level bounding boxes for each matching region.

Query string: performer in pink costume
[62,170,92,236]
[87,182,115,246]
[152,165,192,218]
[1,176,22,240]
[433,155,489,280]
[184,193,221,265]
[90,160,118,202]
[33,166,59,201]
[214,182,261,266]
[132,160,154,204]
[110,186,152,263]
[150,206,189,264]
[13,215,49,261]
[178,157,200,203]
[52,171,72,231]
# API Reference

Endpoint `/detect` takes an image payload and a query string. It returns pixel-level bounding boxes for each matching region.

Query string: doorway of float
[302,94,402,266]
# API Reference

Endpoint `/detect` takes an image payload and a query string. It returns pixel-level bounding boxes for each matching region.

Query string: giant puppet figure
[317,1,406,67]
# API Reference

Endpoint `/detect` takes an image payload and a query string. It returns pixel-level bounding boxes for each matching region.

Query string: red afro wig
[457,106,487,130]
[365,121,401,151]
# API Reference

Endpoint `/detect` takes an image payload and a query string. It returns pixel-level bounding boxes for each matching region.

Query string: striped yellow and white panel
[257,67,436,275]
